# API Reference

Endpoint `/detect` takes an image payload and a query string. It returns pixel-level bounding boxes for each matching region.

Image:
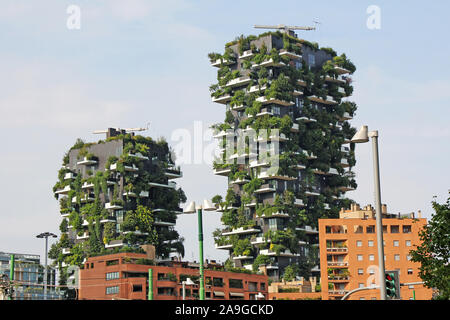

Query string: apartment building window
[368,240,374,247]
[394,254,400,261]
[356,240,363,247]
[407,269,413,275]
[260,282,266,291]
[106,286,119,295]
[213,277,224,287]
[406,255,412,261]
[106,271,120,280]
[369,255,375,261]
[369,268,375,275]
[393,240,399,247]
[354,225,363,234]
[366,225,375,233]
[272,106,281,115]
[405,240,412,247]
[357,255,363,261]
[358,269,364,275]
[248,282,258,292]
[132,284,142,292]
[403,225,412,233]
[295,61,302,70]
[229,279,243,289]
[358,283,365,288]
[308,54,315,66]
[391,225,399,233]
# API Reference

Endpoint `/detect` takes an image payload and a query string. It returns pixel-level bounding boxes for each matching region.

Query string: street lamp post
[183,199,216,300]
[182,277,196,300]
[351,125,387,300]
[36,232,57,300]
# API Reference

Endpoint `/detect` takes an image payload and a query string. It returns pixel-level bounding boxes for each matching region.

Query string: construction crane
[254,24,316,35]
[92,123,150,138]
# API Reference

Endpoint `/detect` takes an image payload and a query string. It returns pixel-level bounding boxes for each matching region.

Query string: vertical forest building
[51,128,186,282]
[208,30,358,281]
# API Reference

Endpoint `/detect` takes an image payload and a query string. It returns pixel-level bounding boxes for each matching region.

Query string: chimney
[381,204,387,215]
[418,210,422,218]
[355,203,360,211]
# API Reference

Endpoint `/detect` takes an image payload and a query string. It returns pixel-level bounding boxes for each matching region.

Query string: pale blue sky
[0,0,448,264]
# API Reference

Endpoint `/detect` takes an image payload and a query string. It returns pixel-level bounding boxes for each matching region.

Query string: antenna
[254,24,316,35]
[313,20,321,30]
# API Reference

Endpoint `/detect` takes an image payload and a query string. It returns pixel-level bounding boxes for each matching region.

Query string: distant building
[318,204,432,300]
[0,252,63,300]
[78,252,268,300]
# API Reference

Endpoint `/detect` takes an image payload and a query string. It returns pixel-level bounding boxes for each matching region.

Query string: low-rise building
[79,252,268,300]
[319,204,432,300]
[0,252,63,300]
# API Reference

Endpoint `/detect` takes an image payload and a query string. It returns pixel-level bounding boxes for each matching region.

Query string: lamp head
[185,278,196,285]
[183,201,196,214]
[351,125,369,143]
[202,199,216,212]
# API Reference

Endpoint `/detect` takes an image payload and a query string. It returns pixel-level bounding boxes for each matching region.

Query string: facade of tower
[208,31,358,281]
[51,128,186,283]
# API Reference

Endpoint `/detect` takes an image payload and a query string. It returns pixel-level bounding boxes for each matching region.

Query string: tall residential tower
[209,30,358,281]
[51,128,186,284]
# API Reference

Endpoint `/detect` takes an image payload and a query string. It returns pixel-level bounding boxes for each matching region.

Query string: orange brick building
[78,252,268,300]
[319,204,432,300]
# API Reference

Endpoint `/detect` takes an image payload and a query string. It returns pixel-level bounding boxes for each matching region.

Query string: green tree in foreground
[410,194,450,300]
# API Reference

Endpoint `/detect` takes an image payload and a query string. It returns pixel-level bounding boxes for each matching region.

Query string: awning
[213,291,225,297]
[229,292,245,297]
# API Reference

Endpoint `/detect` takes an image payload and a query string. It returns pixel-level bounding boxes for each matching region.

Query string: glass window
[357,255,363,261]
[356,240,362,247]
[393,240,399,247]
[358,268,364,275]
[106,286,119,295]
[272,106,280,115]
[368,240,374,247]
[405,240,411,247]
[106,271,119,280]
[403,225,412,233]
[308,54,315,66]
[213,277,224,287]
[354,225,363,234]
[394,254,400,261]
[369,255,375,261]
[390,225,399,233]
[366,225,375,234]
[229,279,243,289]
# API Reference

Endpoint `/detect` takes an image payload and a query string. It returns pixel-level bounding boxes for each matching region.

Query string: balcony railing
[326,247,348,253]
[328,290,349,296]
[327,261,349,267]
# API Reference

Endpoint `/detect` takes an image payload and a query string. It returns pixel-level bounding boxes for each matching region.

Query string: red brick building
[78,252,268,300]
